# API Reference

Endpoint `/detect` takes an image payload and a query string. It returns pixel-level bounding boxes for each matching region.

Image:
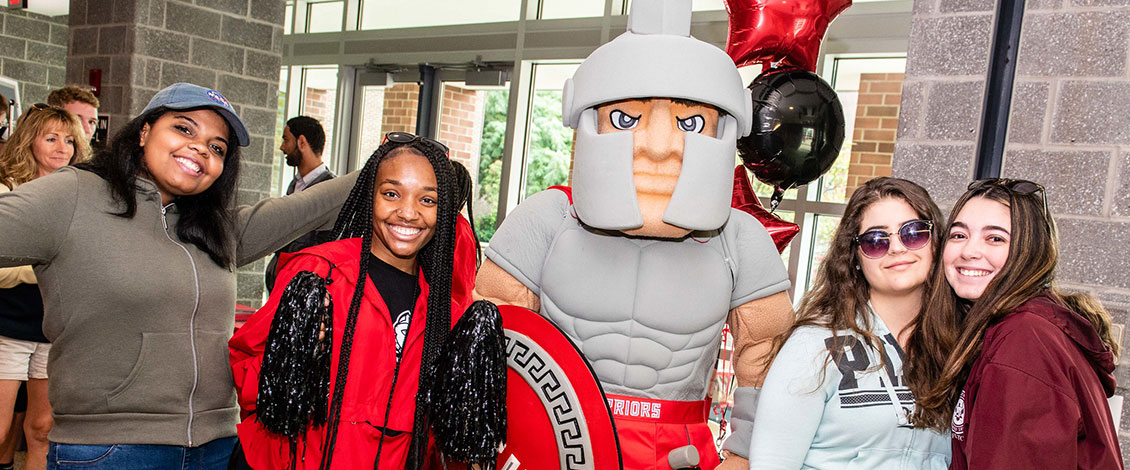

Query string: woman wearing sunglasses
[230,132,464,470]
[905,179,1121,469]
[749,177,951,469]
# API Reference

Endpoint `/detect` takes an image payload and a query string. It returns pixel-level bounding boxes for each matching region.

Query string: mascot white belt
[475,1,795,468]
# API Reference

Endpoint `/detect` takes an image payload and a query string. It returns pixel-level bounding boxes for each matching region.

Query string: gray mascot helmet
[561,0,752,232]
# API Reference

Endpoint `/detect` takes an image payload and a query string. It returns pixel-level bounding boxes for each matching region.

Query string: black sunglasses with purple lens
[383,131,449,156]
[853,219,934,259]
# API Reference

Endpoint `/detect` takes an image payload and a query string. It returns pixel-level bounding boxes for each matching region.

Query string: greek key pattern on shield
[506,333,595,469]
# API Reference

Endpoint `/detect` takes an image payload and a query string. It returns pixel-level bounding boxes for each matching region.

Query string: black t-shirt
[366,253,418,354]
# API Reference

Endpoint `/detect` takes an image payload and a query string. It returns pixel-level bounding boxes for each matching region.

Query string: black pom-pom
[256,271,334,441]
[426,300,507,469]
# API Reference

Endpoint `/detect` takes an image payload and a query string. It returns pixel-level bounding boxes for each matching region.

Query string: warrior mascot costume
[474,0,795,468]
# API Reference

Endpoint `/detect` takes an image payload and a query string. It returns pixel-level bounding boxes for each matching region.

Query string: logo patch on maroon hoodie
[951,390,966,441]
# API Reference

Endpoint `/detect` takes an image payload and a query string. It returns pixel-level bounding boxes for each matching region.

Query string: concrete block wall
[1004,3,1130,457]
[892,0,994,205]
[845,73,902,196]
[66,0,285,307]
[894,0,1130,456]
[0,8,67,106]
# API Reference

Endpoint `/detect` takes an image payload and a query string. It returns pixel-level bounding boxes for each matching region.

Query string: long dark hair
[906,182,1119,430]
[318,139,457,470]
[762,177,944,381]
[75,106,242,267]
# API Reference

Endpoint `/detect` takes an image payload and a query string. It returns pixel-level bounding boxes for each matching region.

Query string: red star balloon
[724,0,853,72]
[731,166,799,253]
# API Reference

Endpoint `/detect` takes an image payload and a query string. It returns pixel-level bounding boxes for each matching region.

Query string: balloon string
[770,186,785,212]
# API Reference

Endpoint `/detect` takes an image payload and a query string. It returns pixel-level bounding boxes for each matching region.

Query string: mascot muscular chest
[540,219,733,401]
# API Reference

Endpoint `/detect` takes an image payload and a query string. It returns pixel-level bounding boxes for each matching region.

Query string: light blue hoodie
[748,308,950,469]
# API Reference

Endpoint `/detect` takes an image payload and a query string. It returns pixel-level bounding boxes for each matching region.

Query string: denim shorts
[46,436,237,470]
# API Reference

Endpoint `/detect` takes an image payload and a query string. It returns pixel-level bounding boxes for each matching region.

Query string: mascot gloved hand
[474,0,795,468]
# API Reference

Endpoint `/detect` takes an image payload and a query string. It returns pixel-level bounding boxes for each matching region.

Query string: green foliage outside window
[475,89,574,242]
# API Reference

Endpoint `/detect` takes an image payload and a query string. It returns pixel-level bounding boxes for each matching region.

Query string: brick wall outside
[302,86,335,145]
[360,82,483,178]
[437,84,484,174]
[67,0,285,307]
[381,83,417,135]
[845,73,901,196]
[0,8,67,107]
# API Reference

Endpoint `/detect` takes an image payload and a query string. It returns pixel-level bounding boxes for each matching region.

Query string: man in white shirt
[280,116,333,195]
[265,116,335,291]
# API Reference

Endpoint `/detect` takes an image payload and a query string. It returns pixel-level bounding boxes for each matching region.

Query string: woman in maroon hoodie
[904,178,1122,469]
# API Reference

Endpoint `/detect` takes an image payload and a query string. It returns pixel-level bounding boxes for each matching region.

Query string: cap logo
[206,89,230,107]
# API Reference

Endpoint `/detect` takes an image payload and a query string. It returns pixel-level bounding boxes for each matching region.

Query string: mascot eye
[677,115,706,133]
[609,110,640,130]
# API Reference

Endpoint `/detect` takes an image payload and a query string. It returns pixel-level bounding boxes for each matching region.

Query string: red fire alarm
[89,69,101,97]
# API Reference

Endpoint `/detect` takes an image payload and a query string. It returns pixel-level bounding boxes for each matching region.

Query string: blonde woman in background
[0,105,89,470]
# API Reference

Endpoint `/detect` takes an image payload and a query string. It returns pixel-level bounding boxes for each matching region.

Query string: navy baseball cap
[140,83,250,147]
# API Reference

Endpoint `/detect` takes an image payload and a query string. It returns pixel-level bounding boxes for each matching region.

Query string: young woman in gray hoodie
[0,82,356,469]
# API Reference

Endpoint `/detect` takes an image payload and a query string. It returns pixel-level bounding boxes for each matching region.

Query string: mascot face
[595,98,720,238]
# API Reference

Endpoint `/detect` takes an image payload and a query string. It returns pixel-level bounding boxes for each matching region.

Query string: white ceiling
[20,0,69,18]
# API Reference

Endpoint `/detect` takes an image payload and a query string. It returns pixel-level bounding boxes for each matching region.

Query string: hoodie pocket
[193,331,238,412]
[106,332,194,414]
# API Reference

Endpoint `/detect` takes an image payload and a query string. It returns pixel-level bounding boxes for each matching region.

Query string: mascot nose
[636,110,683,163]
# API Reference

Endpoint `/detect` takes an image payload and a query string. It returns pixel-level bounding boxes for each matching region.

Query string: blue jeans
[46,437,237,470]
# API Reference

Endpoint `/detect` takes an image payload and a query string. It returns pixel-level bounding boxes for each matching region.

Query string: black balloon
[738,68,845,206]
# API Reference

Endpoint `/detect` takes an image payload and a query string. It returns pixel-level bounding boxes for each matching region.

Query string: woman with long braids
[0,82,358,469]
[230,132,462,469]
[905,179,1122,469]
[748,177,951,469]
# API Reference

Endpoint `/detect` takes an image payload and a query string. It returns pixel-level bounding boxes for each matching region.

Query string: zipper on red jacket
[161,203,201,447]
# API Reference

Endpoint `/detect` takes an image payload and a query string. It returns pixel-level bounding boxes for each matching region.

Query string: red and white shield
[497,305,622,470]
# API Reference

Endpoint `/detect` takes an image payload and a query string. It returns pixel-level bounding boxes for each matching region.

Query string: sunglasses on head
[14,103,50,128]
[853,219,934,259]
[968,178,1049,218]
[383,131,449,156]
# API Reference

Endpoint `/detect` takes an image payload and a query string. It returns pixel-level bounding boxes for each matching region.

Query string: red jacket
[451,214,477,313]
[950,296,1122,470]
[230,238,464,469]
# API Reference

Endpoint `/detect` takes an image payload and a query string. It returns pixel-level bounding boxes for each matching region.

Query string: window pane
[692,0,724,11]
[360,0,522,30]
[299,67,339,169]
[807,214,841,290]
[284,3,294,34]
[817,57,906,203]
[624,0,725,12]
[435,83,508,246]
[523,64,579,200]
[271,67,290,197]
[354,85,388,169]
[475,89,509,243]
[540,0,606,19]
[306,1,344,33]
[775,210,794,268]
[352,80,422,170]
